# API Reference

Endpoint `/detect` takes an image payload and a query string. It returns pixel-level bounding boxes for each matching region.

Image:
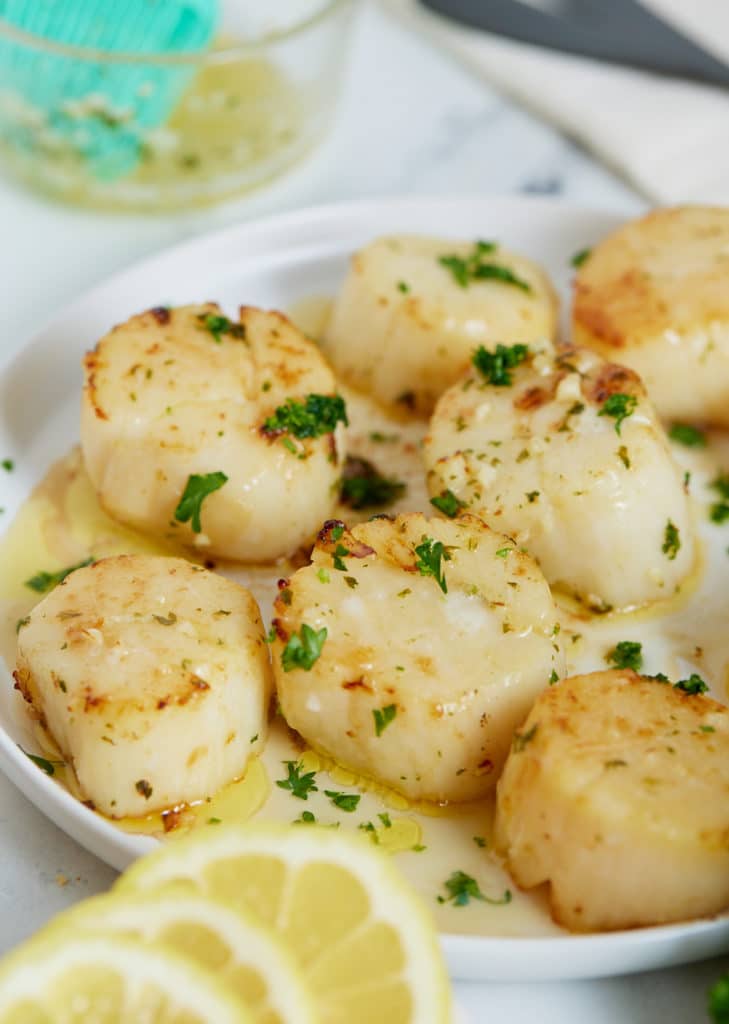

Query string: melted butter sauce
[1,298,728,940]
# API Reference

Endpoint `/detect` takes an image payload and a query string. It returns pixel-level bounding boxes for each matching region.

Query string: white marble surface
[0,2,723,1021]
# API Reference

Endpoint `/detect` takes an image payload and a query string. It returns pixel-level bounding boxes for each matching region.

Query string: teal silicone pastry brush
[0,0,219,181]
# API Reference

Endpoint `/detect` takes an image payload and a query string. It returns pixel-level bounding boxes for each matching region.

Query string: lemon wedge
[42,892,316,1024]
[117,823,452,1024]
[0,934,251,1023]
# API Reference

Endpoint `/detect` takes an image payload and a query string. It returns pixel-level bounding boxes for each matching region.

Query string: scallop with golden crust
[494,669,729,931]
[573,205,729,426]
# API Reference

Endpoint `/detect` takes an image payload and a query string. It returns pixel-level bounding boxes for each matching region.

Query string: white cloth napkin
[383,0,729,203]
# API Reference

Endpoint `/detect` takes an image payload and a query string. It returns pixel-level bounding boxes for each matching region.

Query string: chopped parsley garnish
[332,544,350,572]
[674,673,709,695]
[598,393,637,435]
[294,810,317,825]
[430,489,465,518]
[436,870,512,908]
[526,490,540,503]
[662,520,681,560]
[668,423,706,448]
[276,760,318,800]
[557,401,585,433]
[617,445,631,469]
[25,557,94,594]
[512,723,538,752]
[1,458,13,472]
[173,471,228,533]
[414,536,451,594]
[135,779,153,799]
[281,624,327,672]
[472,343,529,386]
[439,241,531,293]
[709,473,729,525]
[549,669,559,684]
[378,812,392,829]
[340,456,406,510]
[606,640,643,672]
[358,821,379,843]
[473,836,487,848]
[437,240,494,285]
[397,281,410,294]
[20,746,63,777]
[708,972,729,1023]
[373,703,397,737]
[649,671,710,694]
[495,547,511,559]
[571,247,591,268]
[197,312,246,344]
[262,394,348,439]
[369,431,399,443]
[317,568,331,584]
[324,790,361,812]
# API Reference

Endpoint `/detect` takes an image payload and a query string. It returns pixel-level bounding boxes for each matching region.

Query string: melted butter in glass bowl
[0,0,354,210]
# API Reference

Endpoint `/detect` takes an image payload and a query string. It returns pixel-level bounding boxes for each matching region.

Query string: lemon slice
[117,824,452,1024]
[42,892,316,1024]
[0,934,251,1023]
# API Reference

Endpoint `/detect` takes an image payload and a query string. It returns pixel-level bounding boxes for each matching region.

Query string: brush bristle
[0,0,219,180]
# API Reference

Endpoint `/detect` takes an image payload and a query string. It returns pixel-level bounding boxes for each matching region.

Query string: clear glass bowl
[0,0,355,210]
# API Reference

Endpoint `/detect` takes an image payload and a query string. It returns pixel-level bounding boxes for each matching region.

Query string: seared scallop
[271,512,563,802]
[494,669,729,931]
[573,205,729,427]
[321,235,558,416]
[14,555,272,817]
[81,304,347,563]
[423,342,694,611]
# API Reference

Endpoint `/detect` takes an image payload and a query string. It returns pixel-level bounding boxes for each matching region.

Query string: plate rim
[1,193,727,982]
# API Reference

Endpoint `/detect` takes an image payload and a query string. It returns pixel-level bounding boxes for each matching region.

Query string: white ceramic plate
[1,196,728,982]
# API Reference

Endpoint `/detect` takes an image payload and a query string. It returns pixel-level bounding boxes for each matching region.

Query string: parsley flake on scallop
[196,312,246,344]
[414,536,451,594]
[472,343,529,387]
[668,423,706,448]
[430,489,465,518]
[598,393,637,436]
[173,472,228,534]
[674,673,709,696]
[373,704,397,737]
[438,241,531,293]
[281,624,327,672]
[262,394,348,440]
[662,520,681,561]
[709,473,729,524]
[25,557,94,594]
